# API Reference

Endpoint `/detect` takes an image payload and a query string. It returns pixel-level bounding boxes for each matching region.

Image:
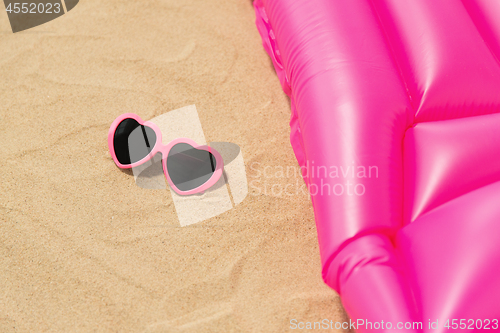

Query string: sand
[0,0,350,331]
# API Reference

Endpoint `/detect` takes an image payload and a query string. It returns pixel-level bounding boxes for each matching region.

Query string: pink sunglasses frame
[108,113,224,195]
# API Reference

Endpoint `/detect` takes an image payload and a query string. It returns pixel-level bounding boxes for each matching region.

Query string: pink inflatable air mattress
[254,0,500,331]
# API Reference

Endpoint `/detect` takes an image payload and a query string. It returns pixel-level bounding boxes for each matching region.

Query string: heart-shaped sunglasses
[108,113,224,195]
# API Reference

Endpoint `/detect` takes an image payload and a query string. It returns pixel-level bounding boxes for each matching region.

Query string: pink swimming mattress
[254,0,500,331]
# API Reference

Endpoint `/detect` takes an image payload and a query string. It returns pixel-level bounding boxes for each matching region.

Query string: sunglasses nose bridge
[155,143,171,157]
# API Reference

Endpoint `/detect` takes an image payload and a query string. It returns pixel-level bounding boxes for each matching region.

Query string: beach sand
[0,0,350,331]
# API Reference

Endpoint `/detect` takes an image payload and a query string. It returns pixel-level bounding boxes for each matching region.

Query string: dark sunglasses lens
[113,118,157,165]
[167,143,217,192]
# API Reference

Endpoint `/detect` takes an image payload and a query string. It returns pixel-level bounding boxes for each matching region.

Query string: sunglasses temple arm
[140,125,152,152]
